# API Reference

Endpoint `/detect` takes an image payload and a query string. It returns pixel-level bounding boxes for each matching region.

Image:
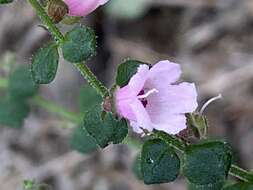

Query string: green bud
[186,113,208,139]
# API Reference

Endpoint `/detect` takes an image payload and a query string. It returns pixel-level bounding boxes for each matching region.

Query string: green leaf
[83,107,113,148]
[183,141,232,187]
[116,59,145,87]
[132,153,143,180]
[31,43,59,84]
[223,183,253,190]
[79,85,102,113]
[62,25,96,63]
[0,98,29,128]
[70,126,99,154]
[141,139,180,185]
[0,0,14,4]
[111,118,128,144]
[8,66,38,100]
[83,106,128,148]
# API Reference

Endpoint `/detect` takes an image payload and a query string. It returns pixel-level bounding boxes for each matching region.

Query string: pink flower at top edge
[63,0,109,17]
[115,60,198,135]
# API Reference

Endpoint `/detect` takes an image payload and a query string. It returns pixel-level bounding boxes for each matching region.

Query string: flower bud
[103,96,112,112]
[186,113,208,139]
[47,0,69,24]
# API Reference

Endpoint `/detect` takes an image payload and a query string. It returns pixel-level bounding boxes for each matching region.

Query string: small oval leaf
[70,126,99,154]
[183,141,232,187]
[8,66,38,100]
[141,138,180,185]
[83,106,128,148]
[0,98,29,128]
[62,25,96,63]
[31,43,59,84]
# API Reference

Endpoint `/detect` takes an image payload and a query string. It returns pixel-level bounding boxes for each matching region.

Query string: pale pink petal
[146,82,198,116]
[153,114,187,135]
[115,64,150,122]
[99,0,109,4]
[129,98,153,132]
[146,60,181,88]
[130,121,144,134]
[116,85,136,101]
[128,64,149,95]
[64,0,109,17]
[115,86,136,120]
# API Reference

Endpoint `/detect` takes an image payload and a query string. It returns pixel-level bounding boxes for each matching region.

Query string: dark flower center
[138,90,148,107]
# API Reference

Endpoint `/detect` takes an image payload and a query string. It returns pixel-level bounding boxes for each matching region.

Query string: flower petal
[128,64,149,95]
[130,121,145,134]
[153,114,187,135]
[129,98,153,132]
[115,86,136,120]
[146,60,181,88]
[146,82,198,116]
[99,0,109,4]
[115,64,149,122]
[64,0,109,16]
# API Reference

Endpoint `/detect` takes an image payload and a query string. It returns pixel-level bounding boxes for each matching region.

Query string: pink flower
[115,60,198,135]
[63,0,109,17]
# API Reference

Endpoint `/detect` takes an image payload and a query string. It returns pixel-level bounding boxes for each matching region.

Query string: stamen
[137,88,159,99]
[200,93,223,115]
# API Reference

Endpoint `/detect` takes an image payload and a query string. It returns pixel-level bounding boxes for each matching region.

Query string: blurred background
[1,0,253,189]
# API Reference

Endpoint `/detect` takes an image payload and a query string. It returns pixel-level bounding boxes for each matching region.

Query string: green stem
[27,0,64,43]
[27,0,109,98]
[154,131,186,153]
[230,164,253,183]
[32,96,82,123]
[76,63,109,98]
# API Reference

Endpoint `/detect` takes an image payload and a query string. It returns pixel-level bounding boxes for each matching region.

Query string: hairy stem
[27,0,64,43]
[28,0,109,98]
[76,63,109,98]
[154,131,186,153]
[230,164,253,183]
